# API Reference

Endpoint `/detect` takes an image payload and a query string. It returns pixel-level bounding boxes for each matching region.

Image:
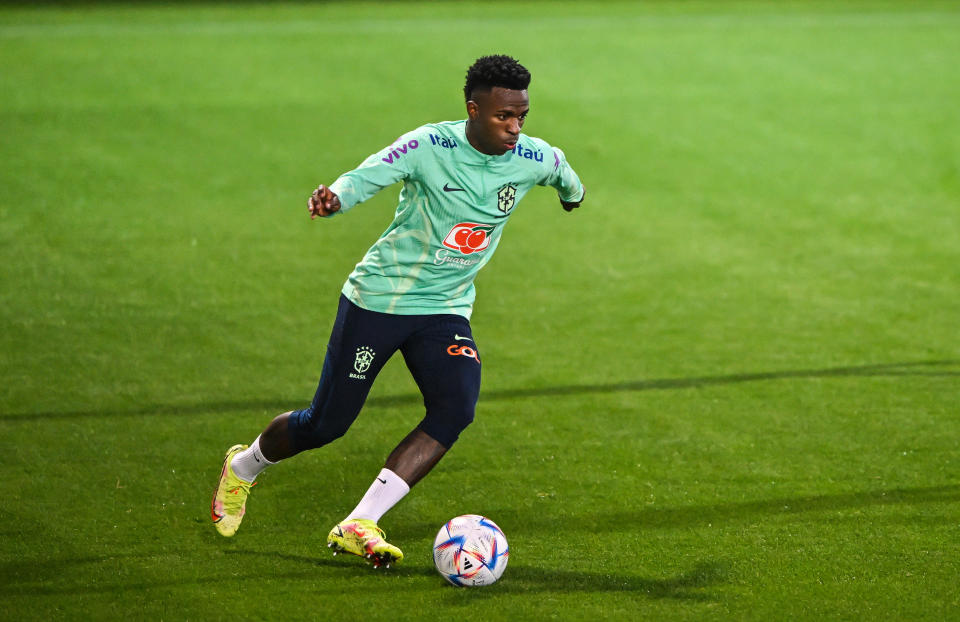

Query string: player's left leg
[328,317,481,566]
[328,315,481,568]
[326,429,448,566]
[400,316,481,453]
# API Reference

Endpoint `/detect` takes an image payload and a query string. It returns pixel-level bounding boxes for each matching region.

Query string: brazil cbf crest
[351,346,375,379]
[497,183,517,216]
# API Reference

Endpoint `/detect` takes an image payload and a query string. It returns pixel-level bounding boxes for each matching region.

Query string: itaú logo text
[441,223,496,255]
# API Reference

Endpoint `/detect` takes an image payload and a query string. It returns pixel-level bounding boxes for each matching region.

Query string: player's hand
[560,188,584,212]
[308,184,342,219]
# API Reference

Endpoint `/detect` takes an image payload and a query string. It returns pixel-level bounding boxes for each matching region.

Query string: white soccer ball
[433,514,509,587]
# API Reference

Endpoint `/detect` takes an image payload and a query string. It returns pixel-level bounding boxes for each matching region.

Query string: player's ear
[466,100,479,120]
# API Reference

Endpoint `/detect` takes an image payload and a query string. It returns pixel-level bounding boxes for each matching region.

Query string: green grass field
[2,1,959,619]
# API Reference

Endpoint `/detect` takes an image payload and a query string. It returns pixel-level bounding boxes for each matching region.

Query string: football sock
[346,468,411,523]
[230,436,275,483]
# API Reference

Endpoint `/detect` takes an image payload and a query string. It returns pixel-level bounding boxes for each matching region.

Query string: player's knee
[420,404,476,449]
[289,406,351,451]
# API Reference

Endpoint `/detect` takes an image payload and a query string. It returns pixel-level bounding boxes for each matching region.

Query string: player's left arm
[560,188,584,212]
[539,143,585,213]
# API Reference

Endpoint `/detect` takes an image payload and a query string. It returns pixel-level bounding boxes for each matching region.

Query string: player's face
[466,87,530,155]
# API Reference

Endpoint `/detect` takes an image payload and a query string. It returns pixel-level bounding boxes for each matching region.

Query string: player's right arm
[308,184,341,219]
[308,127,426,219]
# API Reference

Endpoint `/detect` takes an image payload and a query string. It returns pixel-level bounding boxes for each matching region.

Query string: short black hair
[464,55,531,101]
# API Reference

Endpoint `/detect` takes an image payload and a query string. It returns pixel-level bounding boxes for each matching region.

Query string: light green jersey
[328,120,584,319]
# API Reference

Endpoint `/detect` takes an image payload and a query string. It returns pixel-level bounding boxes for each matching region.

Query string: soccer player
[211,55,585,568]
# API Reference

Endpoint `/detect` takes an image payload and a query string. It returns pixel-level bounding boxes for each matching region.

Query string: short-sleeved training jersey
[328,120,584,319]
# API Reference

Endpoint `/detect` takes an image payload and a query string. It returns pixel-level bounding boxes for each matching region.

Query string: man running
[212,54,585,568]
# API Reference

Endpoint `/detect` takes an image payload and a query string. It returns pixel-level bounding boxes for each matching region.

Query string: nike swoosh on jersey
[443,183,466,192]
[454,334,472,341]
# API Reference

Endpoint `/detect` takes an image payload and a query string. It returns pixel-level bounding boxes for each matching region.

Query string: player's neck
[464,120,496,156]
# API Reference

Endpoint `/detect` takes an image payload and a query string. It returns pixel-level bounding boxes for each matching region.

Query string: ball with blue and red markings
[433,514,509,587]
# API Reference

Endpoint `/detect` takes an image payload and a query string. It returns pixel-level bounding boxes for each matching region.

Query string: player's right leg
[211,444,254,537]
[211,427,288,536]
[211,295,401,537]
[286,296,402,453]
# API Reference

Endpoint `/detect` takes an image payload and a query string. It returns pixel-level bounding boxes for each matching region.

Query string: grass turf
[1,1,959,619]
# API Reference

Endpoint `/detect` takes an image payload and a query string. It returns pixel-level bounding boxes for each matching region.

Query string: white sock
[230,436,276,483]
[346,468,411,523]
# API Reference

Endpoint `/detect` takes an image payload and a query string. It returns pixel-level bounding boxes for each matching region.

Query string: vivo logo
[382,139,420,164]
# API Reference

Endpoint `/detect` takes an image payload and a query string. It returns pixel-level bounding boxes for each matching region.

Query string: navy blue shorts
[288,295,482,451]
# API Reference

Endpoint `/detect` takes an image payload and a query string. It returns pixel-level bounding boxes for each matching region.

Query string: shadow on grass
[0,547,726,602]
[2,359,957,421]
[391,484,960,543]
[225,550,730,600]
[424,561,731,602]
[614,485,960,530]
[5,485,956,599]
[0,550,404,596]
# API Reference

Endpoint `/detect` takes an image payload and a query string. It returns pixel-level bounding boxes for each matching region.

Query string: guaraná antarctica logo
[442,222,496,255]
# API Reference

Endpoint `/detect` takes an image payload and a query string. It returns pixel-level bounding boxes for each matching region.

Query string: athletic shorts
[288,295,482,450]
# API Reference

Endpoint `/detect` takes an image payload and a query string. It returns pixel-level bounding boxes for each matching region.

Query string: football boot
[327,518,404,568]
[211,444,253,537]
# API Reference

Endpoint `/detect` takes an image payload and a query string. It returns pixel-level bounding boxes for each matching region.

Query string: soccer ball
[433,514,509,587]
